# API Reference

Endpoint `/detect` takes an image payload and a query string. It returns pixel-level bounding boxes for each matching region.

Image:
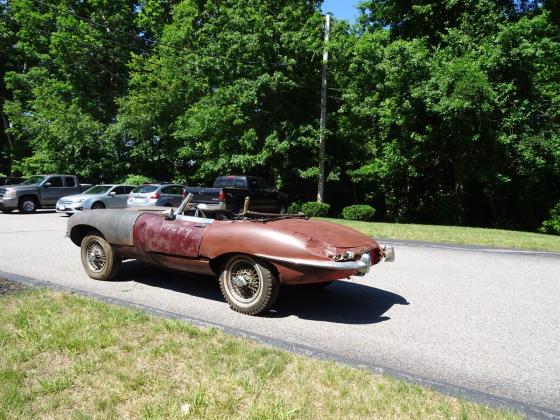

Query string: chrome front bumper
[382,245,395,262]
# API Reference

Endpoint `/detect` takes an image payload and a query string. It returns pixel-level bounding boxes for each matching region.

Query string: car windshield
[21,175,47,185]
[131,185,158,194]
[83,185,112,195]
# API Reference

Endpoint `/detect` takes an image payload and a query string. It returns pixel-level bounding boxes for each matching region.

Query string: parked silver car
[56,184,135,215]
[127,184,185,208]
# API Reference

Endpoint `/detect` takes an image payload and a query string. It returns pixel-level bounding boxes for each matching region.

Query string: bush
[301,201,330,217]
[287,202,302,214]
[342,204,376,221]
[539,202,560,235]
[121,174,152,186]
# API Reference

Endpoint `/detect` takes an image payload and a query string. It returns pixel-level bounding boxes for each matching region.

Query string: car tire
[80,234,121,281]
[18,196,38,214]
[279,203,287,214]
[91,201,106,209]
[219,255,279,315]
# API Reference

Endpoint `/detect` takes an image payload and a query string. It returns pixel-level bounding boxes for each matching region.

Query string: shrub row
[289,202,376,221]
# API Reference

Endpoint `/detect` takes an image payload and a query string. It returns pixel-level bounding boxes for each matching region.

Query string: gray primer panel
[67,209,149,246]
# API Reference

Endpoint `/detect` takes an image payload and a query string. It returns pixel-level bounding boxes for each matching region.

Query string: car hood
[60,194,98,201]
[264,218,375,248]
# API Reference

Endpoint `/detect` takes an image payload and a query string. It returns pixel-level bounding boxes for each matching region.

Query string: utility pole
[317,12,331,203]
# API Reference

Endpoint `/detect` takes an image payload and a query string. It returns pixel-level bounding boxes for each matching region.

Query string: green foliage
[121,174,152,186]
[342,205,376,221]
[0,0,559,232]
[287,202,302,214]
[301,202,330,217]
[539,202,560,235]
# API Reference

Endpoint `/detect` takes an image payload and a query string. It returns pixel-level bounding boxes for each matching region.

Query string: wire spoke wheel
[86,241,107,272]
[219,255,279,315]
[80,234,121,281]
[227,261,262,303]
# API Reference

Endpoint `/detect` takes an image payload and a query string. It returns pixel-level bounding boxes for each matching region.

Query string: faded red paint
[134,213,205,258]
[127,212,381,284]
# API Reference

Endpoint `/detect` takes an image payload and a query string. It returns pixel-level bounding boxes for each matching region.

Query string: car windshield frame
[21,175,47,185]
[82,185,113,195]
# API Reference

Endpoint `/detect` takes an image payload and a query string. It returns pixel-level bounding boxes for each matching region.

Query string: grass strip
[323,218,560,252]
[0,289,520,419]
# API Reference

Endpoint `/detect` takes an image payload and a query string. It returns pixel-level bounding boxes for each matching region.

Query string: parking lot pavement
[1,211,559,416]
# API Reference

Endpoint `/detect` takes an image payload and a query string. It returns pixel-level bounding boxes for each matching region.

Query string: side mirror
[44,182,52,188]
[108,191,116,196]
[163,208,175,220]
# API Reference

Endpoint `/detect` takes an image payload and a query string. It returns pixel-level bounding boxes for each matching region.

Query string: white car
[56,184,135,215]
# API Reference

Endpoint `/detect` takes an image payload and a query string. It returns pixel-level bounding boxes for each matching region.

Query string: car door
[106,186,129,208]
[259,178,278,212]
[134,213,206,258]
[247,177,265,211]
[41,176,66,205]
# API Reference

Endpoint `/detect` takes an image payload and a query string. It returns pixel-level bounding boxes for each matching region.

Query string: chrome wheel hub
[86,241,107,272]
[228,262,260,302]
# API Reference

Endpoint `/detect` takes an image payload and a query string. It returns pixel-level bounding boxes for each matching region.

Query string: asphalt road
[1,211,559,417]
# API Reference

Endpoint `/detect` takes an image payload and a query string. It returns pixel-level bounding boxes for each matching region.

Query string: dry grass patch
[0,289,521,419]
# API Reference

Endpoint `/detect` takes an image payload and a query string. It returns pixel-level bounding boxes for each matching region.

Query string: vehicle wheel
[219,255,279,315]
[91,201,106,209]
[18,196,38,214]
[80,234,121,281]
[279,203,287,214]
[1,209,13,214]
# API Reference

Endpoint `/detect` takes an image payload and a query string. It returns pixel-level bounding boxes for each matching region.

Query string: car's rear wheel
[18,196,38,214]
[80,234,121,281]
[219,255,279,315]
[91,201,106,209]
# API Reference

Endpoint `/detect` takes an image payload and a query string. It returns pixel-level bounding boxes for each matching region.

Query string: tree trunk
[0,111,14,174]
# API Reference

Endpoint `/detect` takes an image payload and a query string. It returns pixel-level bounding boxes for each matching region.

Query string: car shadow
[116,260,222,301]
[267,282,409,324]
[116,261,409,325]
[2,210,57,215]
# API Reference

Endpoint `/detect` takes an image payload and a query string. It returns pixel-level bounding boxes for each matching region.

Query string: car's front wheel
[219,255,279,315]
[18,196,38,214]
[91,201,106,209]
[80,234,121,281]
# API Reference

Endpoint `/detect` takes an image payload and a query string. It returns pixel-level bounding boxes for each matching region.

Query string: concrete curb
[1,270,559,419]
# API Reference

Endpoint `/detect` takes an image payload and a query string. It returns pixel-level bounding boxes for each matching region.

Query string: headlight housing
[5,189,16,199]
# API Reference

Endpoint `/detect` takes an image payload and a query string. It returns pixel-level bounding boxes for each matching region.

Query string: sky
[321,0,359,22]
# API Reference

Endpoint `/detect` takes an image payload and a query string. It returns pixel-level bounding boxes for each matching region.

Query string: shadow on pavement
[117,260,409,325]
[2,210,57,215]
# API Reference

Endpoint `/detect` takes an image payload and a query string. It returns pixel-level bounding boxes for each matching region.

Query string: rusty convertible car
[67,195,395,315]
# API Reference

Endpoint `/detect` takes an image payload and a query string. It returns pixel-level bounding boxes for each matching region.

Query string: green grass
[323,218,560,252]
[0,289,520,419]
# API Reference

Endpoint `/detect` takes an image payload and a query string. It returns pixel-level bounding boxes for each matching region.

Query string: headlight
[74,199,84,204]
[5,189,16,199]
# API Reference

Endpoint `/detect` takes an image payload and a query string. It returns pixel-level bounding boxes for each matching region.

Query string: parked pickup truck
[184,175,288,213]
[0,174,88,214]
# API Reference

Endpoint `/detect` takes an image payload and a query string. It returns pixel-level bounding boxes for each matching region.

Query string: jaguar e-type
[67,195,395,315]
